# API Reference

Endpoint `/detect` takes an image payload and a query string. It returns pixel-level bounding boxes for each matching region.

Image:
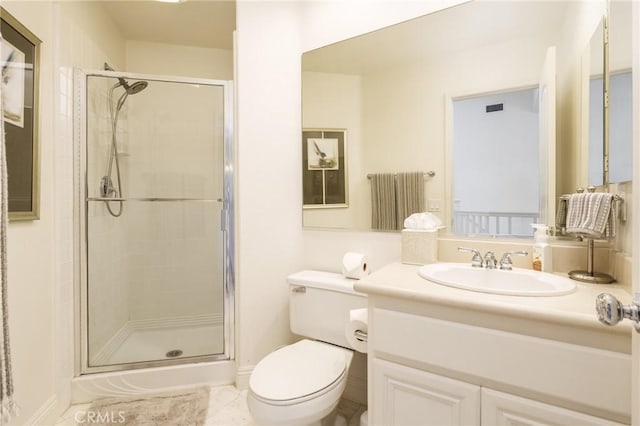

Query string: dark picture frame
[1,7,41,221]
[302,129,348,208]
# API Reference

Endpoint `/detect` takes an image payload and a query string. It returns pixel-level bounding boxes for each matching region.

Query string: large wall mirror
[302,1,605,236]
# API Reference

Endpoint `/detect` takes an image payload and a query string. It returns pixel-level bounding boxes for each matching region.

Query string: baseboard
[235,364,254,390]
[26,395,58,426]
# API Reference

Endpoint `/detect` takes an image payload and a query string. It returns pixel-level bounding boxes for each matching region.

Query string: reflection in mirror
[452,88,540,237]
[588,0,632,186]
[608,0,632,183]
[587,19,605,185]
[302,1,602,234]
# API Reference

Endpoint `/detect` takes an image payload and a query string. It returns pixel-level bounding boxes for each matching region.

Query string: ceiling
[99,0,236,50]
[302,1,570,75]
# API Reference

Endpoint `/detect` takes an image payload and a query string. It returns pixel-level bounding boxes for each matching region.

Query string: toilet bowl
[247,271,367,426]
[247,340,354,426]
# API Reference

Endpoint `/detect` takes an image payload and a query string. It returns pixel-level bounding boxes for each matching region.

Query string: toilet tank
[288,270,367,348]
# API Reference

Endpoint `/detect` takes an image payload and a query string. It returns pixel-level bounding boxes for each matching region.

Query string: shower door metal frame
[74,69,235,375]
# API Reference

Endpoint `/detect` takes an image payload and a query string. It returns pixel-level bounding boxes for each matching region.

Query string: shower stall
[74,69,234,376]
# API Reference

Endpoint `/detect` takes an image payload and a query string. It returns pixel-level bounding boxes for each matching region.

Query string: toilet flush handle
[353,329,368,342]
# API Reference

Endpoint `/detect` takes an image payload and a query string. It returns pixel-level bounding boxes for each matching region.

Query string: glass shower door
[81,73,230,369]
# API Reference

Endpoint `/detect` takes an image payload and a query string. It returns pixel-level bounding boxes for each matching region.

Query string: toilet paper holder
[353,329,368,342]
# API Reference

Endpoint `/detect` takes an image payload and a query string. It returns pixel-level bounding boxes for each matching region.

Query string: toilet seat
[249,340,348,404]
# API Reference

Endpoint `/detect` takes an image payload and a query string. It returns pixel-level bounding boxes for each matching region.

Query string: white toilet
[247,270,367,426]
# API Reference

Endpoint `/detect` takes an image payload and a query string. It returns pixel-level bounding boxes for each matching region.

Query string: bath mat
[80,386,210,426]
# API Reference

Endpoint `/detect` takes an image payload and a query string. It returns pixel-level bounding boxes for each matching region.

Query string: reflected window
[452,87,540,237]
[589,71,632,185]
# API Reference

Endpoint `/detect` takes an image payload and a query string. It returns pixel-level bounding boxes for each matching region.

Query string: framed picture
[302,129,347,208]
[1,7,41,221]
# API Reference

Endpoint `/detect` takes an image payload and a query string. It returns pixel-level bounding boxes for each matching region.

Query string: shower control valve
[100,176,116,198]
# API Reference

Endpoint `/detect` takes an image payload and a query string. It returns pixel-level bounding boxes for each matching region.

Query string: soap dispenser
[531,224,552,272]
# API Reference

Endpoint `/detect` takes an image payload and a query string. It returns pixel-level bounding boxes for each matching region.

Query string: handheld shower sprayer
[101,63,149,217]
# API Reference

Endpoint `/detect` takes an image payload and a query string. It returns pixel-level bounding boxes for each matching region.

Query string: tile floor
[56,385,367,426]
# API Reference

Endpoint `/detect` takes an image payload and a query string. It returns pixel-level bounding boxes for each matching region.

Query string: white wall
[235,0,306,381]
[2,3,57,423]
[302,72,367,229]
[125,40,233,80]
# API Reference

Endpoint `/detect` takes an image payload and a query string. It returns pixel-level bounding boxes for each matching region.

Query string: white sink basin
[417,263,576,296]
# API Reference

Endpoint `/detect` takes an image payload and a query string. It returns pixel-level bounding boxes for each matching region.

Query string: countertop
[354,262,634,342]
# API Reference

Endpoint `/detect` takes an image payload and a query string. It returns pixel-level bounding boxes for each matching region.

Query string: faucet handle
[458,247,483,268]
[499,251,528,270]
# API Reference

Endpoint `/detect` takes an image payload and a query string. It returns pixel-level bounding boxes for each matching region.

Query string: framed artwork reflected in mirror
[302,129,347,209]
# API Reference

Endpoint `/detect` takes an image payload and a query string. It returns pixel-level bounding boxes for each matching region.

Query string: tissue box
[401,229,438,265]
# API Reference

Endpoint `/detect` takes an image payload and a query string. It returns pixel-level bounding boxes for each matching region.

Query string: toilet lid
[250,340,347,401]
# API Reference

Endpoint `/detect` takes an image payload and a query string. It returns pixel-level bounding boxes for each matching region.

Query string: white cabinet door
[481,388,627,426]
[372,358,480,426]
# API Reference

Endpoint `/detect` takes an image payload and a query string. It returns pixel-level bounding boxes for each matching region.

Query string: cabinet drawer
[371,308,631,420]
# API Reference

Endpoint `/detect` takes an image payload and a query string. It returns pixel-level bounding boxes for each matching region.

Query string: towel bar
[367,171,435,179]
[557,190,619,284]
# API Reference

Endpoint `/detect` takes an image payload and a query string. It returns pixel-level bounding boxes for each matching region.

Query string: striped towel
[370,173,397,230]
[565,193,615,238]
[555,197,568,228]
[396,172,425,230]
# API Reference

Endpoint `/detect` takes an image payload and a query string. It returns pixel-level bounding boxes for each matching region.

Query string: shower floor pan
[91,318,224,366]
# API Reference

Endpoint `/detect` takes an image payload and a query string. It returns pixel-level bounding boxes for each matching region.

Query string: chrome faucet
[483,251,497,269]
[499,251,528,270]
[458,247,483,267]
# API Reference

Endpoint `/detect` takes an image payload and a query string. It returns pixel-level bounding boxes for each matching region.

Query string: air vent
[486,103,504,113]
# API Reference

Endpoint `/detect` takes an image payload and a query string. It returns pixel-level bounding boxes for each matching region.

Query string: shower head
[123,80,148,95]
[103,62,148,95]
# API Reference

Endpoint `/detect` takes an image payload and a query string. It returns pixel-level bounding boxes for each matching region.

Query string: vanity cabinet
[368,306,631,426]
[481,388,624,426]
[372,358,480,425]
[372,360,624,426]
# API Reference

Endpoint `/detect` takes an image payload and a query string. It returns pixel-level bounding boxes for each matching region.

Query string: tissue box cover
[401,229,438,265]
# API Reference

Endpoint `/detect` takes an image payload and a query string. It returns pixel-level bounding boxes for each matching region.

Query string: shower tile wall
[122,82,224,322]
[86,78,131,360]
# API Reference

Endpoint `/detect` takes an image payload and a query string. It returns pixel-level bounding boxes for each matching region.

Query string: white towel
[565,193,615,238]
